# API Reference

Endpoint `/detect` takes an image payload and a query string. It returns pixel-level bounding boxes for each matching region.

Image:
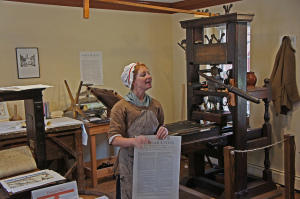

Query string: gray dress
[116,110,159,199]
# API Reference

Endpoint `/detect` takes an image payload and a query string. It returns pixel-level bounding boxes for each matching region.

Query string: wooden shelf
[192,110,232,126]
[84,156,116,179]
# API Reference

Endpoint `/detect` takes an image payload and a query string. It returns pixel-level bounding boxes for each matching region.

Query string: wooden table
[84,122,116,188]
[0,117,85,191]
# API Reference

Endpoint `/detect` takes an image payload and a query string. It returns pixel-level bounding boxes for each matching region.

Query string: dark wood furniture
[167,13,277,198]
[0,88,46,169]
[284,134,296,199]
[0,118,85,191]
[45,121,85,191]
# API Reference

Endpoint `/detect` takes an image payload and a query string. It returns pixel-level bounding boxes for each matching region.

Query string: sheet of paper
[0,117,88,145]
[95,196,109,199]
[45,117,88,145]
[0,102,9,121]
[80,52,103,85]
[0,146,37,179]
[0,120,26,135]
[0,169,65,193]
[0,84,52,91]
[45,117,82,129]
[81,123,88,146]
[32,181,79,199]
[132,135,181,199]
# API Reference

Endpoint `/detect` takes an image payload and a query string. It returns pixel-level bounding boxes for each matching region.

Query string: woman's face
[132,66,152,92]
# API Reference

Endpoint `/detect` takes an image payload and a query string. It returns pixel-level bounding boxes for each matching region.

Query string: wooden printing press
[165,13,278,198]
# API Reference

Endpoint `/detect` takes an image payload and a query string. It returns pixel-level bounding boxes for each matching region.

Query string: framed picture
[16,47,40,79]
[0,102,9,121]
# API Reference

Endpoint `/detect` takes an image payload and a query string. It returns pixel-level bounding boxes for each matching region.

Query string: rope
[233,138,287,153]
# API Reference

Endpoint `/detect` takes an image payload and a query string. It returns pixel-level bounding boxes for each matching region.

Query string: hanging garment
[270,36,300,115]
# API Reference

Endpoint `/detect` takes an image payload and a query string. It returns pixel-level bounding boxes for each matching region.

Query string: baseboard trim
[247,163,300,191]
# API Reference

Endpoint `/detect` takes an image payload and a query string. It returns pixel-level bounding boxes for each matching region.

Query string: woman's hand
[133,135,150,149]
[156,126,168,139]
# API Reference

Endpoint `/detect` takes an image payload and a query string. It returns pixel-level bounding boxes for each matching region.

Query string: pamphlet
[132,135,181,199]
[0,170,65,193]
[31,181,78,199]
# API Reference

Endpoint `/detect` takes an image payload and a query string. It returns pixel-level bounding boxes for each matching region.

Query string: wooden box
[84,156,116,179]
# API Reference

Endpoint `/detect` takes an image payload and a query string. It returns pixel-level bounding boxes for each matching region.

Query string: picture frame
[16,47,40,79]
[0,102,9,121]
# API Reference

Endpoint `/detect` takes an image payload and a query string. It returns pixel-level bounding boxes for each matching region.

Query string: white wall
[172,0,300,189]
[0,0,174,161]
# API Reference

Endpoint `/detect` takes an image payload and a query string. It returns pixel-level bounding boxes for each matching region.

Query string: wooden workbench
[0,117,85,191]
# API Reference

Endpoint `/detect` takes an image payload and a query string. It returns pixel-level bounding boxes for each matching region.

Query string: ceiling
[6,0,241,14]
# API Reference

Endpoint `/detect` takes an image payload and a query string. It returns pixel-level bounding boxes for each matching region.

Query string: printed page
[80,52,103,85]
[0,85,52,91]
[31,181,79,199]
[0,169,65,193]
[132,135,181,199]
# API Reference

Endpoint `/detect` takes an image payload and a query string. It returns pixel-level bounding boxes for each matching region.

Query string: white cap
[121,62,138,88]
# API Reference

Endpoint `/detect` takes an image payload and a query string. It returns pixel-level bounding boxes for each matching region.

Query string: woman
[108,62,168,199]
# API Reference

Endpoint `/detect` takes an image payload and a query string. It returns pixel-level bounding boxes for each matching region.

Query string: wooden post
[284,134,295,199]
[224,146,235,199]
[84,0,89,19]
[75,129,85,191]
[181,84,185,121]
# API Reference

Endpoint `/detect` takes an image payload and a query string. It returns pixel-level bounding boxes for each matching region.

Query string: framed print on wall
[16,47,40,79]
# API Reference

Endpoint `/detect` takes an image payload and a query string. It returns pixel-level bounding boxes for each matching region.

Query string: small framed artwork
[16,47,40,79]
[0,102,9,121]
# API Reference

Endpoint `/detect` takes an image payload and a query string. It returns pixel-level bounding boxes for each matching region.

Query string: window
[218,25,251,114]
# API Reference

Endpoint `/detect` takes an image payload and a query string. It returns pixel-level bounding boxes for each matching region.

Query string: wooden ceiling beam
[5,0,173,14]
[172,0,241,10]
[94,0,218,16]
[5,0,83,7]
[84,0,89,18]
[5,0,241,14]
[89,0,174,14]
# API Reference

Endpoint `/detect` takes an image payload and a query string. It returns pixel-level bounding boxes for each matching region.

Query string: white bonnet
[121,62,139,88]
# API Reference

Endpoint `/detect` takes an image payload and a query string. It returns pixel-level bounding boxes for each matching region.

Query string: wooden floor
[83,158,300,199]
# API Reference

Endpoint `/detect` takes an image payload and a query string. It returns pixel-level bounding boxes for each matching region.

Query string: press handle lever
[198,71,261,104]
[227,84,260,104]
